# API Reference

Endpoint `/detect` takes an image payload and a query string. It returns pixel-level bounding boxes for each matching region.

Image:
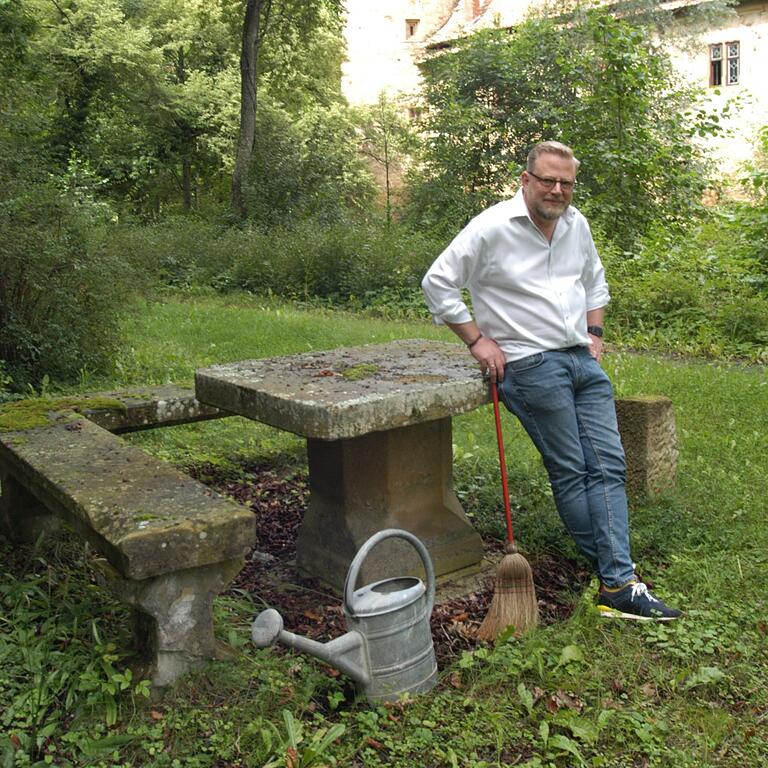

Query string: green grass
[2,293,767,767]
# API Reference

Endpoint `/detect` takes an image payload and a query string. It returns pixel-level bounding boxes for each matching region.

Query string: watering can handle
[343,528,435,617]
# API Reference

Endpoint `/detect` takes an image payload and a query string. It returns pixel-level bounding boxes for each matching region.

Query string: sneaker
[596,582,681,621]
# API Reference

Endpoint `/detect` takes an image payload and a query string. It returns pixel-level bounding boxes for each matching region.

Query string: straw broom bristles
[476,540,538,640]
[477,381,539,641]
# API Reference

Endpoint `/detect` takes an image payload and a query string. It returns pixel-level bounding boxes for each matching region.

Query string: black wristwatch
[587,325,604,338]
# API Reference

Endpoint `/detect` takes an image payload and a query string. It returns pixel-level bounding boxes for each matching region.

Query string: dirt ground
[189,460,594,665]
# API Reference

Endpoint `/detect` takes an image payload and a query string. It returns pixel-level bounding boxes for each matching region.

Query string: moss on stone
[0,397,128,433]
[340,363,380,381]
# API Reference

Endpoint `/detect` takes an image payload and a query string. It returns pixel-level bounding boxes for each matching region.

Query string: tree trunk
[182,158,193,212]
[176,47,193,213]
[232,0,271,220]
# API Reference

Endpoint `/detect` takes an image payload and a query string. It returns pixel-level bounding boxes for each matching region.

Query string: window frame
[709,40,740,87]
[726,40,740,85]
[405,19,419,40]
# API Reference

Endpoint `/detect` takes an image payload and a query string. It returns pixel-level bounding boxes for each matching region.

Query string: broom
[476,382,538,640]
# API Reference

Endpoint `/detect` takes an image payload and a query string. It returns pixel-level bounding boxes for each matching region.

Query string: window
[406,19,419,39]
[726,41,740,85]
[710,43,722,86]
[710,41,739,86]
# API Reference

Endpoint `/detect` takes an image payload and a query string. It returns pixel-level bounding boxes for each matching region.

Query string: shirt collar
[508,187,576,226]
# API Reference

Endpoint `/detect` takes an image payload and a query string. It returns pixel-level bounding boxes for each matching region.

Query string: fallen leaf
[150,710,164,720]
[640,682,657,698]
[323,666,341,678]
[10,734,21,750]
[448,672,462,688]
[366,737,386,751]
[303,610,323,621]
[549,690,583,712]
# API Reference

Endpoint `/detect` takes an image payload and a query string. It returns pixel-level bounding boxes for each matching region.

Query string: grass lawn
[2,293,767,767]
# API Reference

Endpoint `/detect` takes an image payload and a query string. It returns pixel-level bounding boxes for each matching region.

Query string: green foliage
[245,100,375,227]
[601,219,768,361]
[0,173,131,390]
[406,4,722,247]
[261,709,345,767]
[1,0,348,219]
[560,7,718,247]
[0,538,149,766]
[353,92,418,223]
[0,0,35,68]
[95,218,443,308]
[407,16,571,235]
[725,125,768,288]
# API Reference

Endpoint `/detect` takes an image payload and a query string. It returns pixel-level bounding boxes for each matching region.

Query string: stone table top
[195,339,490,440]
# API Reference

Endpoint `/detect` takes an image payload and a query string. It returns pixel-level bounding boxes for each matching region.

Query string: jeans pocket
[508,352,544,373]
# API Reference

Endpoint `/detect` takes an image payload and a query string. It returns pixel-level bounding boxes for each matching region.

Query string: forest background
[1,0,768,397]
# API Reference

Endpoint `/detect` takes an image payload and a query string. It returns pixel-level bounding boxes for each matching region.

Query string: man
[422,140,680,620]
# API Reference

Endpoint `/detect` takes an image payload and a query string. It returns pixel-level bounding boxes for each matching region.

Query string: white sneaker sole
[597,606,679,621]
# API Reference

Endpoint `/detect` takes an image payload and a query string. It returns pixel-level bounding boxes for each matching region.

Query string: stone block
[95,556,244,688]
[296,418,483,590]
[615,396,678,498]
[195,339,488,440]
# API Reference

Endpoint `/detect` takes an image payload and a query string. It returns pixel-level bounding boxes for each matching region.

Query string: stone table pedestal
[195,340,487,590]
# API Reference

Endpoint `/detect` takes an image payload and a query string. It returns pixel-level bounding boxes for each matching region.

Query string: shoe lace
[631,582,658,603]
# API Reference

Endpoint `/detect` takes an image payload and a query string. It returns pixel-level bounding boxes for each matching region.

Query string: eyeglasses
[527,170,576,192]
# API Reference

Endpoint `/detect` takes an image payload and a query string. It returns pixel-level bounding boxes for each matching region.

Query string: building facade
[341,0,768,177]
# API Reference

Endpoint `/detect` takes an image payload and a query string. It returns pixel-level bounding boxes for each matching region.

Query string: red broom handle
[491,383,515,546]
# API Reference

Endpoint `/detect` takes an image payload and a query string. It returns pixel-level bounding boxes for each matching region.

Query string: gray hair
[526,141,580,172]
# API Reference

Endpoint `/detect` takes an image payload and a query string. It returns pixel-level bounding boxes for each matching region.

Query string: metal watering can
[251,528,437,703]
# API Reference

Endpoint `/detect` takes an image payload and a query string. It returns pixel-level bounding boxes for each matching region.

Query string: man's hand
[469,336,506,383]
[588,333,604,363]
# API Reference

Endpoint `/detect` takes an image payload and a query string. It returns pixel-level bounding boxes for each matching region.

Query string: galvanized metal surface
[251,528,438,703]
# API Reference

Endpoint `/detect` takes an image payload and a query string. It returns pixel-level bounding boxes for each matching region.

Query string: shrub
[96,218,445,306]
[0,183,128,389]
[714,295,768,345]
[600,220,768,361]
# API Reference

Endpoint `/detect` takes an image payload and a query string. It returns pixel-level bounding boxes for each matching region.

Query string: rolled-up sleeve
[421,228,479,325]
[581,227,610,311]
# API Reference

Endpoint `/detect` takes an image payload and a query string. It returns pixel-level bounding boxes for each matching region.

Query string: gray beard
[534,201,568,220]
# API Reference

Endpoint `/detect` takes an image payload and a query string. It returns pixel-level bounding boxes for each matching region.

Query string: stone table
[195,339,488,590]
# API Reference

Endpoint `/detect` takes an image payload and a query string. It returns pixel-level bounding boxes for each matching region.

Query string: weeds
[2,299,767,766]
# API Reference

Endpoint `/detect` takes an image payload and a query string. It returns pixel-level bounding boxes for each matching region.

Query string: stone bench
[195,340,678,591]
[0,397,255,688]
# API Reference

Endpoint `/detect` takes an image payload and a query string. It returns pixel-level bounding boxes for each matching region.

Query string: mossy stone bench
[0,394,255,688]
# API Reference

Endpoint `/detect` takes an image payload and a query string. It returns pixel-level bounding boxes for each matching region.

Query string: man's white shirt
[422,189,610,362]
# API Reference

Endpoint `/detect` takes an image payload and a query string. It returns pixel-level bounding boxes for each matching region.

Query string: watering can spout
[251,608,371,686]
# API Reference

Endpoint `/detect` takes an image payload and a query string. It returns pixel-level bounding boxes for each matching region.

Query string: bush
[714,295,768,345]
[96,218,445,306]
[0,183,129,389]
[600,220,768,361]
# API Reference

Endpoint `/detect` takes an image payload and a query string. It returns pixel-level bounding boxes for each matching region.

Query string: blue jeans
[498,347,635,588]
